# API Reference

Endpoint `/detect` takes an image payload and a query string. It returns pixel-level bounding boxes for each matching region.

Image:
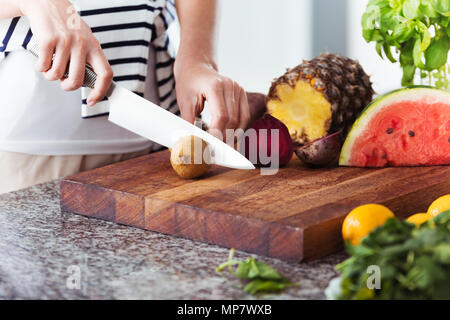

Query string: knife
[27,42,255,170]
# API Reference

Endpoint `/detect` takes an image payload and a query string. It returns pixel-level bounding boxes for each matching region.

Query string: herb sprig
[362,0,450,89]
[216,249,298,295]
[335,210,450,300]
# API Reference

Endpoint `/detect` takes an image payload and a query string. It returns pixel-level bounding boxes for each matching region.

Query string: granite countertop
[0,180,346,300]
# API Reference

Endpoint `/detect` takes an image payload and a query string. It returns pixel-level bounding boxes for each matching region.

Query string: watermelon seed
[408,131,415,137]
[386,128,394,134]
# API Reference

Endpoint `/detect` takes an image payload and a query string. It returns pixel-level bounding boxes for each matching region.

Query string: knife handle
[27,41,97,89]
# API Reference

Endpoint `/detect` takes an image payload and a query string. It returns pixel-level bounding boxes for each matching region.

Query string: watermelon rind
[339,86,450,166]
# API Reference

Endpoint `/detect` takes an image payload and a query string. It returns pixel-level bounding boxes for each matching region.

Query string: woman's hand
[174,58,251,135]
[19,0,113,105]
[174,0,250,136]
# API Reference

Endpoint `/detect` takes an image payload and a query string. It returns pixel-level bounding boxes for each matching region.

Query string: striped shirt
[0,0,179,119]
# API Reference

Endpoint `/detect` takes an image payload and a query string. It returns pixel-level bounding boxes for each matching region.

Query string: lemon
[427,194,450,217]
[406,213,431,226]
[342,204,395,245]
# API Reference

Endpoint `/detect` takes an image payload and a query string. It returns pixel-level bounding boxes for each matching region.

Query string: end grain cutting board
[60,150,450,262]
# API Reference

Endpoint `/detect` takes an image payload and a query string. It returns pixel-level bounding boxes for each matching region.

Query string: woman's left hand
[174,58,250,136]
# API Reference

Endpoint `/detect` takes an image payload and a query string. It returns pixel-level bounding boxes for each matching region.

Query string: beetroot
[295,131,343,167]
[244,114,294,167]
[246,92,268,127]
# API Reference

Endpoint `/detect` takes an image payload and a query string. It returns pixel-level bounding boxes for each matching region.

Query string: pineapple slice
[267,54,374,146]
[267,80,332,145]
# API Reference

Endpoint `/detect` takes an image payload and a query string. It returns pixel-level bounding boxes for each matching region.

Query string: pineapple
[267,54,374,146]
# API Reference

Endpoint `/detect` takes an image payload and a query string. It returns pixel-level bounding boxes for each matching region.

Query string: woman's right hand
[19,0,113,106]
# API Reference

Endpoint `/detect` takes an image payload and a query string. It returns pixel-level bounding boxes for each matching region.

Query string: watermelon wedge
[340,87,450,167]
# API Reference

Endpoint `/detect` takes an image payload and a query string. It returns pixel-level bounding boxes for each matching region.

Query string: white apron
[0,0,179,155]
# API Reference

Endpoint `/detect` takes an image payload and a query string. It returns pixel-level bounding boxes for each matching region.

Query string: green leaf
[346,242,375,257]
[234,260,252,279]
[243,279,296,295]
[248,258,261,278]
[442,17,450,28]
[392,22,415,42]
[419,0,440,18]
[431,0,450,16]
[403,0,421,19]
[413,21,431,51]
[413,37,426,68]
[217,249,298,296]
[380,6,399,30]
[399,39,415,66]
[389,0,403,11]
[376,41,384,58]
[363,28,385,43]
[405,255,446,289]
[363,218,414,247]
[367,0,391,13]
[363,28,374,42]
[362,10,379,31]
[368,0,390,7]
[424,36,449,70]
[384,42,397,62]
[216,248,241,273]
[431,210,450,226]
[236,258,286,281]
[254,260,285,281]
[431,244,450,264]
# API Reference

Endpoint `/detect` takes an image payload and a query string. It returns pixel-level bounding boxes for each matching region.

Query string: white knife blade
[107,83,255,170]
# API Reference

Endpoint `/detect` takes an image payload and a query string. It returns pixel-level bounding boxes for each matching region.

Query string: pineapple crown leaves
[362,0,450,89]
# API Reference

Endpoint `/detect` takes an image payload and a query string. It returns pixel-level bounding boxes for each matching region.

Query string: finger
[223,80,240,130]
[207,80,229,136]
[178,95,197,124]
[45,37,71,81]
[36,37,57,73]
[86,47,113,106]
[60,41,87,91]
[238,88,251,130]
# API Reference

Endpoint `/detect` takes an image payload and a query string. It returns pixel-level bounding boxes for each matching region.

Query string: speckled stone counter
[0,181,346,300]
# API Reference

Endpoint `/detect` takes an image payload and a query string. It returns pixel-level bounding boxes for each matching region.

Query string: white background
[347,0,403,94]
[217,0,312,93]
[217,0,406,95]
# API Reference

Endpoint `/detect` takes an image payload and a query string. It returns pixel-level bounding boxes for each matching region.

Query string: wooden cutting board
[60,150,450,262]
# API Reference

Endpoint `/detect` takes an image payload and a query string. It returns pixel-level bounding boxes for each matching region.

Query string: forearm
[0,0,24,19]
[168,0,251,131]
[174,0,219,71]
